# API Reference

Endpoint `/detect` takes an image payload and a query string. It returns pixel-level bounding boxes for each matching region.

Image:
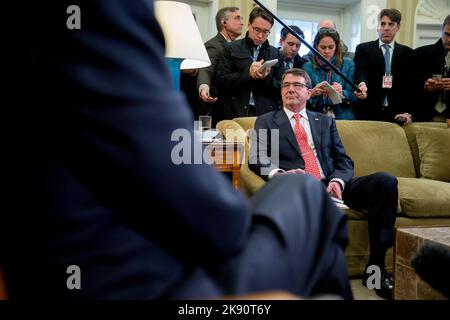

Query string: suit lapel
[391,41,402,75]
[217,33,227,46]
[274,110,301,156]
[307,111,324,167]
[373,40,385,71]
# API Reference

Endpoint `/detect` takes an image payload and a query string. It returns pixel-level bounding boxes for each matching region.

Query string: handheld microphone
[209,86,218,98]
[410,242,450,298]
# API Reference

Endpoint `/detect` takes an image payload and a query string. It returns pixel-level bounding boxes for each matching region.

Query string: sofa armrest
[217,119,265,196]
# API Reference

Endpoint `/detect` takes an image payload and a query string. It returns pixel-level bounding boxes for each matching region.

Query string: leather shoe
[362,266,393,300]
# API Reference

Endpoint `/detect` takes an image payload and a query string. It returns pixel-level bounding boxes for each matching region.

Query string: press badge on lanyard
[382,75,393,89]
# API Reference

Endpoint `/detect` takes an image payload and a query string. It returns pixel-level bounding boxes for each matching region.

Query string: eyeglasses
[251,25,271,36]
[317,28,339,37]
[281,82,309,89]
[317,28,339,36]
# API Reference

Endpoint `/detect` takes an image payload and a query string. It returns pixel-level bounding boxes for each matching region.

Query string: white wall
[175,0,390,49]
[173,0,218,42]
[414,0,450,48]
[275,0,388,52]
[277,3,343,43]
[277,5,342,28]
[345,2,361,51]
[359,0,387,43]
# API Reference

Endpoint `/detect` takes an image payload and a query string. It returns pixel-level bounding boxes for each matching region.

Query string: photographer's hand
[395,113,412,126]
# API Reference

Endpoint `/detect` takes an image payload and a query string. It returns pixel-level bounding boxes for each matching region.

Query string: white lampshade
[155,1,211,69]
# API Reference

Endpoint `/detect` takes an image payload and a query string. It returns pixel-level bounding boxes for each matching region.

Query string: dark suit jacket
[3,0,251,299]
[196,33,228,122]
[3,0,353,301]
[197,33,228,91]
[249,109,354,184]
[275,53,308,81]
[217,34,283,118]
[279,53,308,70]
[354,40,417,121]
[292,54,308,69]
[414,39,450,121]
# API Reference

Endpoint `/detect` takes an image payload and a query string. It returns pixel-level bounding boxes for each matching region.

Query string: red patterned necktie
[293,113,322,180]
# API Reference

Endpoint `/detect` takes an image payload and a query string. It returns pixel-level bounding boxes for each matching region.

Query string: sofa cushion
[336,121,416,178]
[413,122,448,129]
[403,123,449,178]
[415,126,450,181]
[398,177,450,218]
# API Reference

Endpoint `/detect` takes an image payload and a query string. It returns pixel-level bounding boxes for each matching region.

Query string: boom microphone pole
[253,0,361,93]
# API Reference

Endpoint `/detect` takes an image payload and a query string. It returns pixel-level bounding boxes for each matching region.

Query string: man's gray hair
[443,14,450,29]
[215,7,239,32]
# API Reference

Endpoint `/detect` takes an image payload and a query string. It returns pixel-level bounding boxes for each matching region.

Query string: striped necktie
[293,114,321,180]
[383,44,391,107]
[284,58,293,69]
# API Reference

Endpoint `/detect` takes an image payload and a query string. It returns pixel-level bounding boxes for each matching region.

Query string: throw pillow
[415,126,450,181]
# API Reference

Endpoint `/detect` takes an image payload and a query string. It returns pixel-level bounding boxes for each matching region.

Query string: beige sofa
[217,118,450,276]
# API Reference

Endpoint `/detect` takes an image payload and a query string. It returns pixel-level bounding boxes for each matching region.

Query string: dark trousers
[343,172,398,266]
[170,174,352,299]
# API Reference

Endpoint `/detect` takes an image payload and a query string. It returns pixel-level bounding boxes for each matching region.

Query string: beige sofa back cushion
[415,126,450,181]
[336,121,416,178]
[403,123,449,177]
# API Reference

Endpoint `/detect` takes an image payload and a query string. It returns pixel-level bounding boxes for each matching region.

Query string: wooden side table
[203,141,244,189]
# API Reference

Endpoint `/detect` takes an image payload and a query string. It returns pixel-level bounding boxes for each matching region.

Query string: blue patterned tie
[383,44,391,75]
[383,44,391,107]
[284,58,293,69]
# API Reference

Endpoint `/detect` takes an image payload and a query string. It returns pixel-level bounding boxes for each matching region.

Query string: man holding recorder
[217,6,282,118]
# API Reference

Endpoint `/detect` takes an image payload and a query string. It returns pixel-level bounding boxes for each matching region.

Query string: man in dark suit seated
[249,68,398,300]
[354,9,416,125]
[414,14,450,122]
[2,1,352,300]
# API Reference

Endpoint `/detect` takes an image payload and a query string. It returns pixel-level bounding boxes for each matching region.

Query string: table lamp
[154,1,211,90]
